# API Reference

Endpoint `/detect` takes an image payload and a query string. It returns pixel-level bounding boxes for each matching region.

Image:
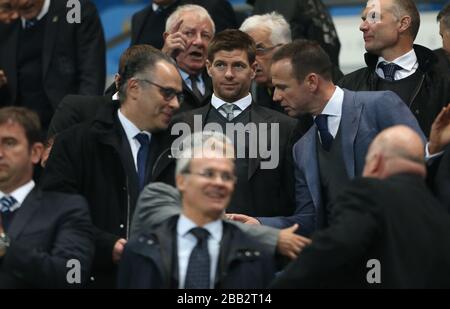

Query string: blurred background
[93,0,447,81]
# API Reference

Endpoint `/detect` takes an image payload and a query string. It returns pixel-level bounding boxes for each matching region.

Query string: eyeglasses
[255,44,282,56]
[184,169,236,183]
[138,79,184,103]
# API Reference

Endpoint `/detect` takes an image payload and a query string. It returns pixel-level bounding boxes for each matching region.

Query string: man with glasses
[118,131,277,289]
[41,45,182,288]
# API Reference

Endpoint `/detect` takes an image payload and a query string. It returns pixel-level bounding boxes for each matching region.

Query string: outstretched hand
[429,104,450,154]
[277,224,312,260]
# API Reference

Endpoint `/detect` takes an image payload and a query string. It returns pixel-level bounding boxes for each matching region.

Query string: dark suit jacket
[118,215,275,288]
[271,174,450,288]
[47,94,114,138]
[130,0,237,48]
[0,0,106,108]
[41,101,171,288]
[0,189,94,288]
[262,89,425,235]
[158,103,300,218]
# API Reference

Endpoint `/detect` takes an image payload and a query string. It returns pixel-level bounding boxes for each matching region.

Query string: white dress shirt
[21,0,50,28]
[0,180,35,212]
[211,93,252,119]
[117,109,152,171]
[177,214,222,289]
[314,86,344,141]
[376,49,419,80]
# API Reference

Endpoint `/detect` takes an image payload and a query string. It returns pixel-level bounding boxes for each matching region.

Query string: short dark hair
[272,39,333,82]
[437,2,450,31]
[118,44,174,103]
[0,107,42,146]
[391,0,420,40]
[207,29,256,65]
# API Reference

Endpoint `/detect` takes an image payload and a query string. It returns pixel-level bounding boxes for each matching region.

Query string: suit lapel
[2,22,20,103]
[302,128,322,212]
[42,1,61,78]
[7,189,41,240]
[134,7,153,45]
[340,89,361,178]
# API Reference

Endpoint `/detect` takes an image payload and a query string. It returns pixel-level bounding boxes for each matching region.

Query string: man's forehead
[213,50,249,62]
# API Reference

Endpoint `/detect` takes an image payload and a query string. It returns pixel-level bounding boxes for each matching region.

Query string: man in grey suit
[230,40,425,236]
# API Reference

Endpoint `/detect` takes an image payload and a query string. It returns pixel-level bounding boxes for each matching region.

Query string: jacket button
[245,251,251,257]
[254,251,260,256]
[138,237,144,243]
[90,276,95,281]
[147,240,154,245]
[119,224,124,229]
[415,109,420,115]
[122,186,126,191]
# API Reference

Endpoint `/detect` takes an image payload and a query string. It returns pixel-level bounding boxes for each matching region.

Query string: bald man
[271,126,450,288]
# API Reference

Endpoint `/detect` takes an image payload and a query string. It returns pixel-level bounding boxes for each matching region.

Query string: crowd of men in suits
[1,0,450,289]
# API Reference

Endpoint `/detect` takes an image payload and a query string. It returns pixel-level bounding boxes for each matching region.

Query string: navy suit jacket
[0,189,94,288]
[259,89,425,235]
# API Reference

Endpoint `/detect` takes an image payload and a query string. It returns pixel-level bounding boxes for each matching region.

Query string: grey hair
[165,4,215,34]
[175,131,234,176]
[240,12,292,45]
[438,2,450,31]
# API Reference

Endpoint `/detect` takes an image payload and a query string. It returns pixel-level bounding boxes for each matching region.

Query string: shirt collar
[21,0,50,28]
[177,214,223,242]
[211,93,252,112]
[117,109,151,141]
[179,68,203,84]
[376,49,417,72]
[112,92,119,101]
[319,86,343,117]
[0,180,35,212]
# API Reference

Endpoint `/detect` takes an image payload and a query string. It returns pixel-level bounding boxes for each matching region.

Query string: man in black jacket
[271,125,450,288]
[338,0,450,137]
[0,0,106,132]
[119,132,277,289]
[41,45,182,288]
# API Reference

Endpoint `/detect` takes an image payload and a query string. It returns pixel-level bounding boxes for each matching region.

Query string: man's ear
[30,142,44,165]
[398,15,412,34]
[363,153,382,177]
[306,73,319,92]
[163,31,170,40]
[250,61,257,80]
[176,174,187,193]
[206,60,212,77]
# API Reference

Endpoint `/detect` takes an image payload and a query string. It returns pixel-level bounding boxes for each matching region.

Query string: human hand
[0,70,7,88]
[112,238,127,264]
[276,224,311,260]
[429,104,450,154]
[226,213,261,225]
[162,19,188,58]
[0,0,18,24]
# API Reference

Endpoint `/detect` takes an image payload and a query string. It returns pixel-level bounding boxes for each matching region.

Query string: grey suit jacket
[130,182,279,254]
[259,89,425,235]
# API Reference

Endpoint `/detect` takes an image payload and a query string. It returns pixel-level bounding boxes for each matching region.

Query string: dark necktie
[135,133,150,191]
[314,114,334,151]
[189,75,203,102]
[24,18,38,29]
[379,62,402,81]
[185,227,211,289]
[220,103,239,121]
[0,195,17,232]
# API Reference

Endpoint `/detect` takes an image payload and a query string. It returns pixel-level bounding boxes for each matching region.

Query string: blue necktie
[185,227,211,289]
[135,133,150,191]
[24,18,38,29]
[0,195,17,232]
[379,62,402,81]
[314,114,334,151]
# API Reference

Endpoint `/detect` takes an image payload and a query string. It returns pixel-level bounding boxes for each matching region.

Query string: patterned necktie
[135,133,150,191]
[314,114,334,151]
[379,62,402,81]
[185,227,211,289]
[189,75,203,102]
[0,195,17,232]
[220,103,239,121]
[24,18,38,29]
